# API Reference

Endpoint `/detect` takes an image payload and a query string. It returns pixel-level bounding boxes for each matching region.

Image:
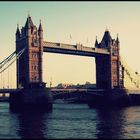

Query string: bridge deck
[50,88,105,92]
[43,41,109,57]
[0,89,21,93]
[0,88,105,94]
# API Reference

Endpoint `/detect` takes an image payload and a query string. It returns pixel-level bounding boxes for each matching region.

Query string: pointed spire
[25,14,34,29]
[95,36,98,47]
[116,33,120,43]
[25,16,30,29]
[38,19,43,31]
[16,24,20,35]
[102,29,112,42]
[100,29,112,48]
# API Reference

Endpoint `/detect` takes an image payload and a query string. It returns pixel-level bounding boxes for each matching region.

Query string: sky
[0,1,140,88]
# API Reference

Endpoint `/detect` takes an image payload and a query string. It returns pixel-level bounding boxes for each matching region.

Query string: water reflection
[7,103,140,139]
[96,107,127,139]
[15,111,50,139]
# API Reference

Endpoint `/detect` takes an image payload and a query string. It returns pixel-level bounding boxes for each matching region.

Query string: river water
[0,102,140,139]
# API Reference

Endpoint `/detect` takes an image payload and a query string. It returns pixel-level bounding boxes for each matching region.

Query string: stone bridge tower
[11,15,52,112]
[95,30,123,89]
[16,15,44,88]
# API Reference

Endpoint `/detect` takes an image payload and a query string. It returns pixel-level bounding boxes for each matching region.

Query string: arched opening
[43,53,96,88]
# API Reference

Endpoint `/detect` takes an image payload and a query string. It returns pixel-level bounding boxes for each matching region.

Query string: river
[0,102,140,139]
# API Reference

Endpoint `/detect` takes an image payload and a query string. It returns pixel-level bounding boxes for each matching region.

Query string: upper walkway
[43,41,109,57]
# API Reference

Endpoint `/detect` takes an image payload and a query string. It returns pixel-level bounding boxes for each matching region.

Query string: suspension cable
[8,60,9,89]
[0,48,26,73]
[3,70,4,89]
[0,73,2,88]
[120,56,140,88]
[0,48,25,71]
[0,51,15,65]
[0,51,16,69]
[0,58,16,74]
[0,48,26,89]
[0,48,25,88]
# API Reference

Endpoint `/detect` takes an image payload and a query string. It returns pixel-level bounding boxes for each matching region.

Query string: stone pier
[9,83,53,112]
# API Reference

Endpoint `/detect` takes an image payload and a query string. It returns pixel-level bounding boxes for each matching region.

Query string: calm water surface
[0,102,140,139]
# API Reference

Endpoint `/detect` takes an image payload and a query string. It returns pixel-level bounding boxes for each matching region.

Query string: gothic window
[112,46,118,56]
[34,76,36,80]
[31,52,38,59]
[32,66,34,70]
[113,79,117,85]
[113,71,116,75]
[32,38,38,47]
[35,66,37,70]
[112,61,117,65]
[34,31,37,35]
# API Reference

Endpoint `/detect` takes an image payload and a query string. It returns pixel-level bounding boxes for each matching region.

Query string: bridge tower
[16,15,44,88]
[95,30,123,89]
[10,15,52,112]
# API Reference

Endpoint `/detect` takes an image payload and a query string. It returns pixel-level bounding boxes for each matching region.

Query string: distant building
[84,82,96,88]
[76,82,96,89]
[56,83,74,89]
[56,82,96,89]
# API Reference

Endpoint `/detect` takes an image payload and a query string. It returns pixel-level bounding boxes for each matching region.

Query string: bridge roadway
[43,41,109,57]
[1,88,140,106]
[0,88,105,95]
[0,89,22,94]
[0,88,140,95]
[50,88,105,93]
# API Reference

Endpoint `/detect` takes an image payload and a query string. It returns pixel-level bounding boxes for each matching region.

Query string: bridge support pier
[88,88,131,108]
[9,84,53,112]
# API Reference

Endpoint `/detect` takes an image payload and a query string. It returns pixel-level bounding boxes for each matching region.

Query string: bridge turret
[116,34,120,47]
[16,24,20,40]
[16,15,45,88]
[100,30,112,49]
[95,36,99,48]
[38,20,43,37]
[38,20,43,83]
[95,30,122,89]
[24,15,33,37]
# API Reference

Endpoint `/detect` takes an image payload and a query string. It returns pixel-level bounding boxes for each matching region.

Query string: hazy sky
[0,2,140,87]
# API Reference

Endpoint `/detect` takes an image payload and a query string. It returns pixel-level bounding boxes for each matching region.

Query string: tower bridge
[0,15,140,111]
